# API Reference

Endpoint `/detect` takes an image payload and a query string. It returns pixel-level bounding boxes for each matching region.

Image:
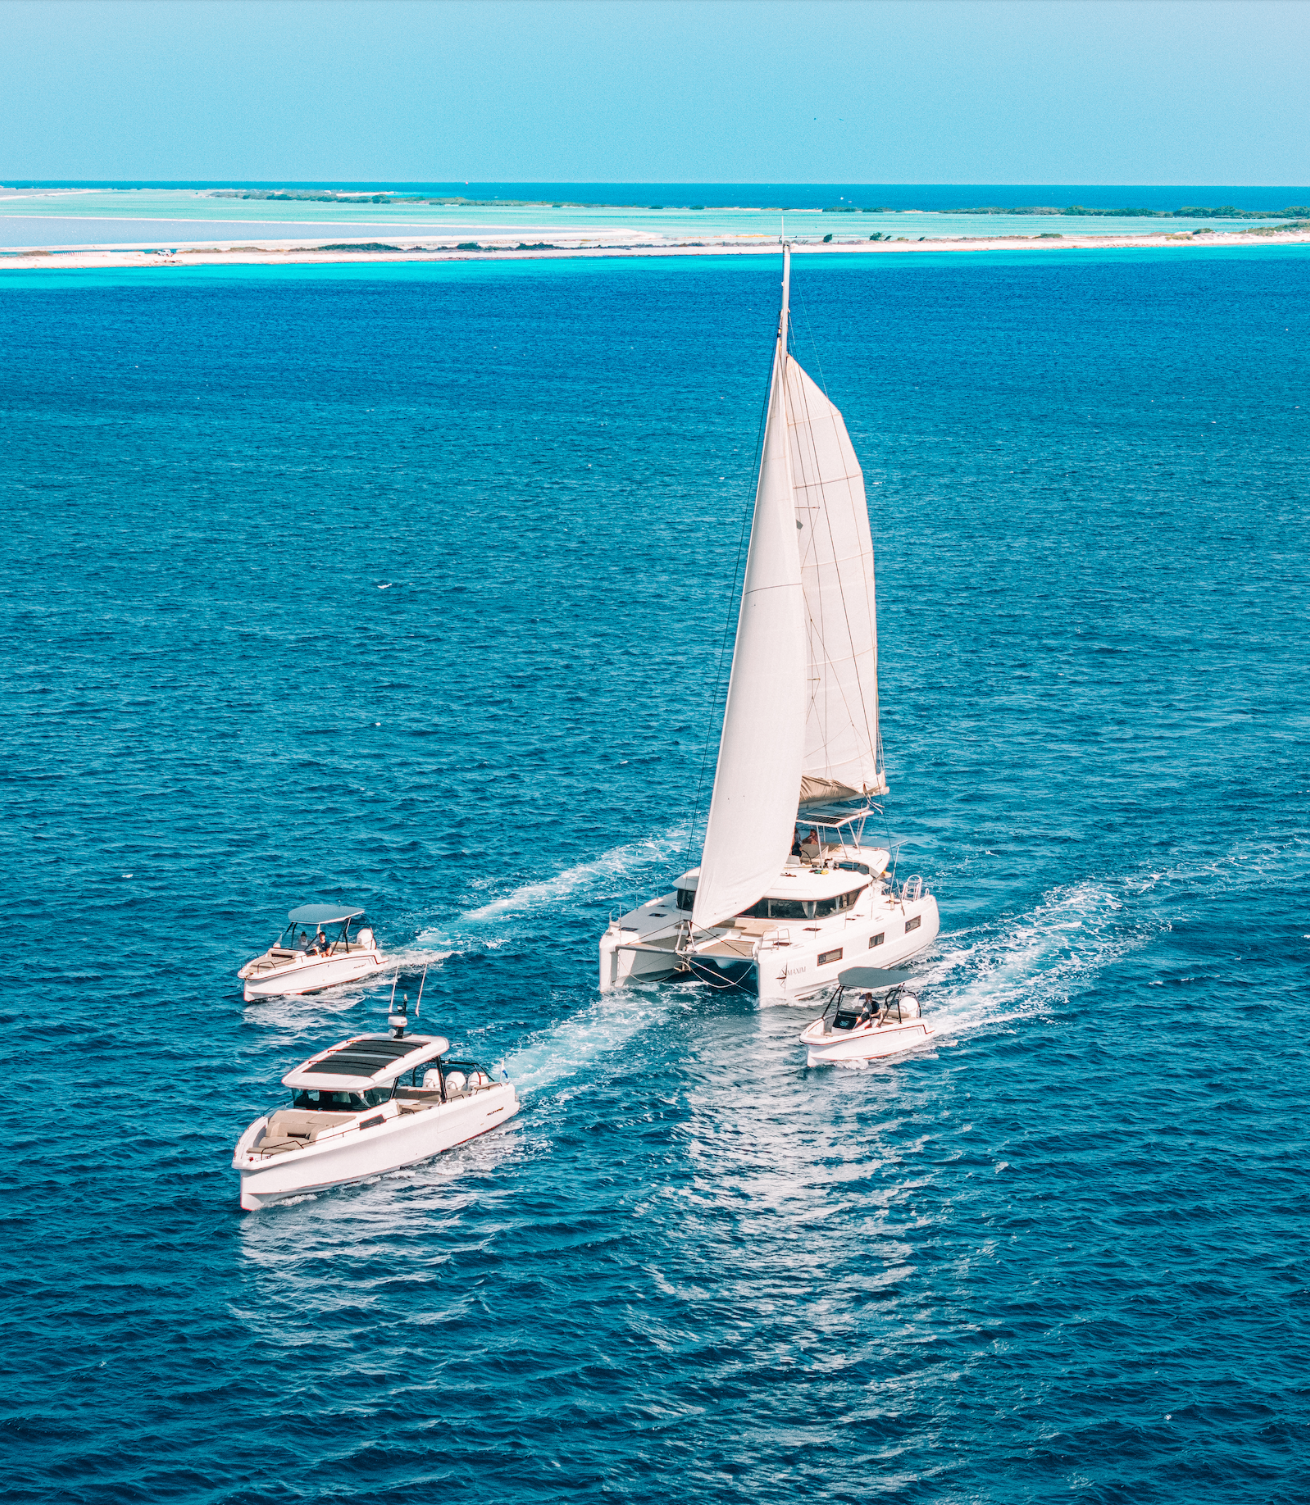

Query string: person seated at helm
[312,927,329,955]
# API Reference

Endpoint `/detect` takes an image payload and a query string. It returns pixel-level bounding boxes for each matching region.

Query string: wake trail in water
[500,988,677,1095]
[921,880,1151,1040]
[916,831,1298,1039]
[412,828,687,955]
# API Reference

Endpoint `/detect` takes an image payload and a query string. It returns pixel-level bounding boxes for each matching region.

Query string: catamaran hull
[233,1085,519,1209]
[601,893,940,1001]
[239,950,384,1002]
[801,1019,936,1066]
[598,932,686,990]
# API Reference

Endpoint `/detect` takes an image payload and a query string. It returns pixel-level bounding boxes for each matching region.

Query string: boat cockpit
[671,806,891,929]
[787,805,883,864]
[826,983,922,1032]
[270,904,375,961]
[676,884,866,921]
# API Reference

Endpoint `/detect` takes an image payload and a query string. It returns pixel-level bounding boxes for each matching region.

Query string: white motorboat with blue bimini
[232,1001,519,1210]
[599,243,939,1003]
[799,973,935,1067]
[238,903,385,1002]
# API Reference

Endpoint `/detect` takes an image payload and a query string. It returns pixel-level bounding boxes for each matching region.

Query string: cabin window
[728,883,869,924]
[740,887,866,922]
[869,933,884,948]
[765,898,809,920]
[905,916,921,933]
[292,1087,389,1112]
[837,861,870,876]
[818,947,843,966]
[675,889,695,911]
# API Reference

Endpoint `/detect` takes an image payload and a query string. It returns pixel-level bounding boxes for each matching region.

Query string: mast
[780,239,790,351]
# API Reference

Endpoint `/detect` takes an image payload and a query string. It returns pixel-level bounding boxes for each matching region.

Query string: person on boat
[297,929,311,951]
[312,927,329,955]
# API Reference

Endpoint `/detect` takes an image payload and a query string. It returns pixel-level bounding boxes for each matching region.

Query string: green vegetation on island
[945,203,1310,219]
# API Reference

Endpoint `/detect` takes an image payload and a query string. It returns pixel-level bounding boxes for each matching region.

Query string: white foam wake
[414,828,687,949]
[500,989,675,1096]
[918,879,1155,1040]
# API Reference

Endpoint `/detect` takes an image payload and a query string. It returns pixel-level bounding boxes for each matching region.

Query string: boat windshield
[831,991,878,1030]
[831,989,914,1026]
[280,918,357,953]
[291,1086,391,1112]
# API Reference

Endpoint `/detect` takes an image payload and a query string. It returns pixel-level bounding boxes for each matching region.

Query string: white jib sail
[692,335,807,932]
[786,359,887,803]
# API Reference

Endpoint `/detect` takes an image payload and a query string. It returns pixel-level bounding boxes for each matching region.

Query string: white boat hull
[239,949,384,1002]
[233,1083,519,1209]
[800,1017,936,1065]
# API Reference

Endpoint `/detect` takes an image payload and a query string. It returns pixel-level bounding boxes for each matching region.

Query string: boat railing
[759,928,792,949]
[900,875,926,901]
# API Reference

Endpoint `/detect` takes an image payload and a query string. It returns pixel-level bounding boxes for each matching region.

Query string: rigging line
[790,278,833,403]
[678,336,778,884]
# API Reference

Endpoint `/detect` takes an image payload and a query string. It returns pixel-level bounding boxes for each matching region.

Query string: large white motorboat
[232,1011,519,1210]
[599,244,939,1003]
[799,975,935,1067]
[238,903,385,1002]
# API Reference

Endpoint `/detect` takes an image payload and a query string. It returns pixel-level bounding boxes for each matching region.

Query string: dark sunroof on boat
[304,1038,425,1076]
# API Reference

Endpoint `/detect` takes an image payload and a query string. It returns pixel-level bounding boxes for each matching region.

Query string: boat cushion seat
[265,1109,351,1144]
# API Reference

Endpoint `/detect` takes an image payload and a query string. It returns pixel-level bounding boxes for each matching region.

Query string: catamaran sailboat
[599,245,939,1004]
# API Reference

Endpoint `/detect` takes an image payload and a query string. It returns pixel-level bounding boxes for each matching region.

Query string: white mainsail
[691,245,885,932]
[691,254,807,932]
[787,361,886,803]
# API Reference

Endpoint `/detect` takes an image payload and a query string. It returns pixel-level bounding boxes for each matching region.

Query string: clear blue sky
[2,0,1306,184]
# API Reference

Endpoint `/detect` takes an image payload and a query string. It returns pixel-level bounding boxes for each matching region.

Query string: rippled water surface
[2,247,1308,1503]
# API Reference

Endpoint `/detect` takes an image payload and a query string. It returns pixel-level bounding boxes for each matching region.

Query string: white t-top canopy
[287,904,366,926]
[282,1033,450,1091]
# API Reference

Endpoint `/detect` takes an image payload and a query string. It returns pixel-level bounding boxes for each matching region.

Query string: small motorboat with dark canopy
[237,903,385,1001]
[799,970,935,1066]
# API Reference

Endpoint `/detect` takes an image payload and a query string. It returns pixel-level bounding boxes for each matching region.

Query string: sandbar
[4,225,1310,271]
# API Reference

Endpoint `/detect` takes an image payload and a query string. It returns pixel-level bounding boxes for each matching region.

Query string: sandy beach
[4,224,1309,271]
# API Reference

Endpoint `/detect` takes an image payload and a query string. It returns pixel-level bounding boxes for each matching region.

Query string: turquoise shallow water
[2,246,1308,1502]
[3,183,1304,247]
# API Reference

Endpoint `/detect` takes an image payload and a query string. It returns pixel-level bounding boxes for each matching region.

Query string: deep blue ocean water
[2,246,1308,1503]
